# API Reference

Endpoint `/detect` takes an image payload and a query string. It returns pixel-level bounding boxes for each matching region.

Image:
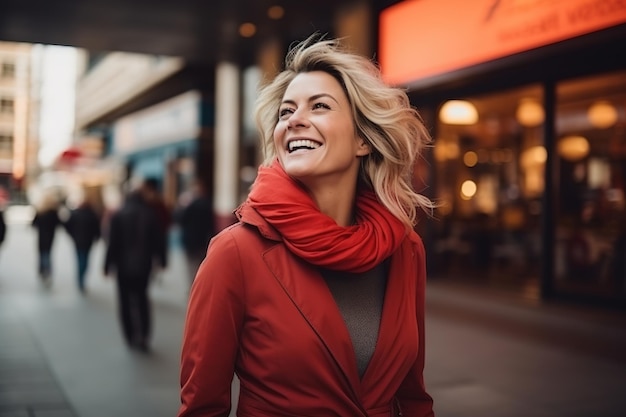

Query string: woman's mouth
[287,139,322,153]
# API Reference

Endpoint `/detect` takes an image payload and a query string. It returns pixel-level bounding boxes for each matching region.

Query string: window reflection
[555,70,626,300]
[432,85,544,294]
[429,70,626,303]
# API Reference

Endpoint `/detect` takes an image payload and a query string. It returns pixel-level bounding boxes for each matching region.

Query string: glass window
[555,70,626,301]
[0,98,14,114]
[431,85,544,298]
[1,62,15,78]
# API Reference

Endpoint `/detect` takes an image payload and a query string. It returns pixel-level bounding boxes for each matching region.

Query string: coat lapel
[361,239,419,394]
[262,245,362,392]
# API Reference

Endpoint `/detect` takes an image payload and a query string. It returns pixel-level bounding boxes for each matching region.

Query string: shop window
[1,62,15,78]
[555,70,626,301]
[432,84,544,295]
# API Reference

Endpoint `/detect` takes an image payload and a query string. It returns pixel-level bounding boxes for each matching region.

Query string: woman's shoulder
[214,220,259,239]
[208,220,276,255]
[196,221,279,287]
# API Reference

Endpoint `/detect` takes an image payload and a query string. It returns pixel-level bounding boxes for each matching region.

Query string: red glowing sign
[379,0,626,86]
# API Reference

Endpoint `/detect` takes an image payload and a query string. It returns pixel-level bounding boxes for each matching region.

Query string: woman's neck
[308,185,357,227]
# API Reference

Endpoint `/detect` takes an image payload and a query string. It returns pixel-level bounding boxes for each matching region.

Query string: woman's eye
[313,102,330,110]
[278,108,293,119]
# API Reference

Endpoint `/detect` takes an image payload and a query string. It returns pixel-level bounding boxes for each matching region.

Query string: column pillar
[214,61,240,231]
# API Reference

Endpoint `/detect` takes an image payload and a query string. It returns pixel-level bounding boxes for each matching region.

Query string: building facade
[0,41,36,204]
[379,0,626,307]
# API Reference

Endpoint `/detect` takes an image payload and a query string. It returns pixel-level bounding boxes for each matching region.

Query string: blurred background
[0,0,625,416]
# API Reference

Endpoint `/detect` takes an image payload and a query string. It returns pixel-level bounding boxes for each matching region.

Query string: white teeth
[288,139,321,152]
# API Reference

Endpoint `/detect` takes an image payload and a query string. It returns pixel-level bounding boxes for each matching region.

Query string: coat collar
[235,203,282,242]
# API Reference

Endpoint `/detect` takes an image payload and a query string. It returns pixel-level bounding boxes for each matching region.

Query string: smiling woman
[177,34,435,417]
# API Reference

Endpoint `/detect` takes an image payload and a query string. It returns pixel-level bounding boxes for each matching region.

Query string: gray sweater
[321,261,389,378]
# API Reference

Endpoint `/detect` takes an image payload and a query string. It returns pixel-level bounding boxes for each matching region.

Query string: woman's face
[273,71,370,189]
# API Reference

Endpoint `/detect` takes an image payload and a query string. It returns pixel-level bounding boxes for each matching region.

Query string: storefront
[110,90,213,211]
[379,0,626,307]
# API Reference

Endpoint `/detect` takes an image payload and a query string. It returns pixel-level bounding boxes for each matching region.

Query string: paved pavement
[0,208,625,417]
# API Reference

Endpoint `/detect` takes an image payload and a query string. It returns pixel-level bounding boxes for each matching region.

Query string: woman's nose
[287,109,309,129]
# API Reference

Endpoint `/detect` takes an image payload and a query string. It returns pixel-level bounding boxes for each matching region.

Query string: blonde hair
[254,35,433,230]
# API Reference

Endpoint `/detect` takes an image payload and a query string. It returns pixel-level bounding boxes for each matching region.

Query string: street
[1,208,625,416]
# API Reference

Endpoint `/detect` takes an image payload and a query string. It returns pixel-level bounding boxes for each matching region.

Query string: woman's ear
[356,137,372,156]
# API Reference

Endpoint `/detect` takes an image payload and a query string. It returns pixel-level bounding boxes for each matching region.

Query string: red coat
[178,204,434,417]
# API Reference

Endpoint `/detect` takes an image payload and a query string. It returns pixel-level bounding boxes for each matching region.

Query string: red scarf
[244,160,406,273]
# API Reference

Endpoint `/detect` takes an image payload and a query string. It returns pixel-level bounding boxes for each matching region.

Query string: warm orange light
[520,146,547,197]
[520,145,547,168]
[558,135,589,161]
[434,140,460,161]
[587,100,618,129]
[516,98,544,127]
[239,23,257,38]
[463,151,478,167]
[268,6,284,20]
[461,180,477,200]
[439,100,478,125]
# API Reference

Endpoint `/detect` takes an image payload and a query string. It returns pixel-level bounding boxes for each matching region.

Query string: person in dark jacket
[32,194,62,284]
[177,179,214,285]
[104,189,167,352]
[0,187,7,265]
[64,200,101,293]
[0,207,6,250]
[141,177,172,235]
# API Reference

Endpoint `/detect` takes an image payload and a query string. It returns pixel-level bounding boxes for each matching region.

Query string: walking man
[104,188,167,352]
[64,199,101,293]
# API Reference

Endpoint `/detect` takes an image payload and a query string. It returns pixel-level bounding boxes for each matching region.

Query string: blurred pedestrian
[178,36,435,416]
[64,199,101,293]
[177,179,214,285]
[32,193,62,284]
[142,177,172,235]
[104,188,167,352]
[141,177,171,283]
[0,206,5,251]
[0,203,6,281]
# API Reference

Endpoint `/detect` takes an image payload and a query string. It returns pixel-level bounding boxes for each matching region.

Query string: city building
[0,41,36,204]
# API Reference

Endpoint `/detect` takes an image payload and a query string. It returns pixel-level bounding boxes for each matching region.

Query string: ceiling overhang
[0,0,343,66]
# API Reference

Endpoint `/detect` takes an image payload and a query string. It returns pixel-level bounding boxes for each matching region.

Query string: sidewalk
[0,220,189,417]
[1,216,625,417]
[424,281,626,417]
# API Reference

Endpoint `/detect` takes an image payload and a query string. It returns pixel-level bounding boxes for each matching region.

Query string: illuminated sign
[113,90,201,154]
[379,0,626,86]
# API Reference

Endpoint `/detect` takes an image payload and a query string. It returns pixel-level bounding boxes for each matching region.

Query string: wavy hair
[254,35,433,230]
